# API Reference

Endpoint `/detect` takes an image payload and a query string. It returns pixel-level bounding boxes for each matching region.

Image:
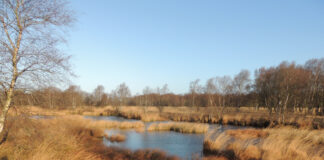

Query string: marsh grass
[147,122,209,134]
[0,115,102,160]
[88,119,145,130]
[25,106,324,129]
[0,114,179,160]
[203,127,324,160]
[226,129,269,140]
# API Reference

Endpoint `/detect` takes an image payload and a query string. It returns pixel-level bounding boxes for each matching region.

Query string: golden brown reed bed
[116,110,167,122]
[148,122,209,134]
[0,115,179,160]
[113,106,322,129]
[88,119,145,130]
[203,127,324,160]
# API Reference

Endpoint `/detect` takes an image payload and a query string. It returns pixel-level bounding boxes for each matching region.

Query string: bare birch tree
[115,83,131,106]
[189,79,202,110]
[215,76,232,117]
[205,78,217,107]
[157,84,169,114]
[93,85,105,106]
[233,70,251,94]
[142,86,152,113]
[0,0,74,139]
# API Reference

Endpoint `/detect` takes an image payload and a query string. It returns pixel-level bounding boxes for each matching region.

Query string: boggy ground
[27,106,324,129]
[3,106,324,160]
[0,112,179,160]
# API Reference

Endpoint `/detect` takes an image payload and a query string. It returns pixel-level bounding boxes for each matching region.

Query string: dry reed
[0,114,179,160]
[24,106,324,129]
[204,127,324,160]
[148,122,209,134]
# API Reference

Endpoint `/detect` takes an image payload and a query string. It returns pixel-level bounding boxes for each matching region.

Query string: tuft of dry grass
[147,122,209,134]
[0,115,103,160]
[204,127,324,160]
[261,127,324,160]
[104,133,126,143]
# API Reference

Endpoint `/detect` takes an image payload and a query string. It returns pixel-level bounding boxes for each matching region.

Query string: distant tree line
[4,58,324,116]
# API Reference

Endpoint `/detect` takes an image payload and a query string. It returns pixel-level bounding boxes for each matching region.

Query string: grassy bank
[203,127,324,160]
[0,114,179,160]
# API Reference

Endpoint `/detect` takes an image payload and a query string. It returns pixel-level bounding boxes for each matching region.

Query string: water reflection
[104,129,204,160]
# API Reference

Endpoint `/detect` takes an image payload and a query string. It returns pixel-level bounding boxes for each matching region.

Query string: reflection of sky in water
[104,129,204,160]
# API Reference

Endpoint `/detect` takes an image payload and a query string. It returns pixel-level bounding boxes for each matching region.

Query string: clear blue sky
[67,0,324,94]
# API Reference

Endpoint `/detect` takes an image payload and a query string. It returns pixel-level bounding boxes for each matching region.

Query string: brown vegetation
[148,122,209,134]
[204,127,324,160]
[0,114,179,160]
[116,106,323,129]
[89,119,145,130]
[26,105,324,129]
[104,133,126,143]
[0,115,102,160]
[116,107,167,122]
[226,129,269,140]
